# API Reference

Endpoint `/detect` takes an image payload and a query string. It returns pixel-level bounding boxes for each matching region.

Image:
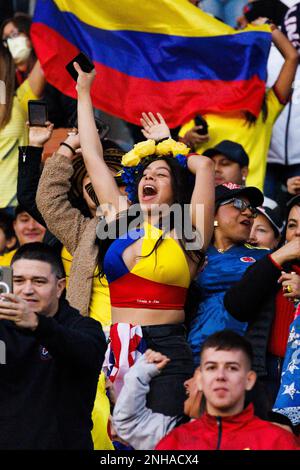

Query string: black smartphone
[28,100,48,127]
[194,115,208,135]
[0,266,13,295]
[65,52,95,81]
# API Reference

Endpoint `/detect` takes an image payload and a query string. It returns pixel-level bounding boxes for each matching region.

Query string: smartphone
[0,266,13,295]
[194,115,208,135]
[28,100,48,127]
[66,52,95,81]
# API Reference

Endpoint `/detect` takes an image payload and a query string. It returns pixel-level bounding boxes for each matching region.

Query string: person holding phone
[0,14,46,214]
[36,125,125,450]
[140,114,249,187]
[179,17,298,191]
[71,61,215,418]
[0,242,106,449]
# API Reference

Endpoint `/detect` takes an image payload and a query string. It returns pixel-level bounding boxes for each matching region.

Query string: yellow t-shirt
[61,246,72,289]
[91,372,114,450]
[179,89,284,191]
[60,246,113,449]
[0,248,17,267]
[89,276,112,450]
[0,80,38,208]
[61,246,112,331]
[89,271,111,334]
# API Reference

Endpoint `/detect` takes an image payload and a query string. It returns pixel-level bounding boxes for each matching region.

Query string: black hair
[200,330,253,368]
[0,209,15,240]
[11,242,65,279]
[95,155,205,278]
[244,94,268,124]
[14,204,28,219]
[1,13,32,37]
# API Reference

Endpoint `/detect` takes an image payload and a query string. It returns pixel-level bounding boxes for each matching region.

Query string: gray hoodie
[112,355,182,450]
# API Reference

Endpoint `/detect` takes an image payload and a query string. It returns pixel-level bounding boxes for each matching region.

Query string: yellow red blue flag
[32,0,272,127]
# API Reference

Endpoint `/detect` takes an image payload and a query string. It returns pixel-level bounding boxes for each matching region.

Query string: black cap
[203,140,249,167]
[215,182,264,208]
[286,194,300,210]
[256,205,284,236]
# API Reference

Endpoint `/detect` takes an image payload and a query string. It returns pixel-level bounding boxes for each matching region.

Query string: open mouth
[142,185,157,197]
[240,219,251,226]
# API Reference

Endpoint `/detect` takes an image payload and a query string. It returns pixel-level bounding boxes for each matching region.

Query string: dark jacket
[17,146,61,249]
[224,255,281,376]
[0,299,106,449]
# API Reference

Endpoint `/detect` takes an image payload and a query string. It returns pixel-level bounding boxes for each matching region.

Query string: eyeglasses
[219,198,258,218]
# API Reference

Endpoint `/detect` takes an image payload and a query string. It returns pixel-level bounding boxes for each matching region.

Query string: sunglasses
[219,198,257,218]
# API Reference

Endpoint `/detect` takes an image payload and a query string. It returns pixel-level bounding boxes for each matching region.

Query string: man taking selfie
[0,242,106,449]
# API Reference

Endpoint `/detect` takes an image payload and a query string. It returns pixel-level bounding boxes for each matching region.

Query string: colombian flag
[31,0,272,127]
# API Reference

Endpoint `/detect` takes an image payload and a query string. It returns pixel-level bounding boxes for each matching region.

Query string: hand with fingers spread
[74,61,96,95]
[278,271,300,300]
[140,112,171,141]
[0,293,39,330]
[144,348,170,370]
[28,121,54,147]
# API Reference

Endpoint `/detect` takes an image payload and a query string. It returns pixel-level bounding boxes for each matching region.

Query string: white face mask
[7,36,32,63]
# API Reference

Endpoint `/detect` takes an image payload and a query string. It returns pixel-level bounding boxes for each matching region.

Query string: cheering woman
[74,63,215,416]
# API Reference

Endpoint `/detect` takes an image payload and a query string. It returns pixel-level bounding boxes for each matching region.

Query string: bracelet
[59,142,76,155]
[156,136,171,144]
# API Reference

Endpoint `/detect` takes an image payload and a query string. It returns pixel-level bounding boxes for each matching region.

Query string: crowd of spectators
[0,0,299,451]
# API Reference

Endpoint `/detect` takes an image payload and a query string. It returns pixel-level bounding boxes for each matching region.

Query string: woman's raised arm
[75,62,128,216]
[187,155,215,251]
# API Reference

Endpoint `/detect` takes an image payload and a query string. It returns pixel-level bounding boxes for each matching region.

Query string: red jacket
[156,404,300,450]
